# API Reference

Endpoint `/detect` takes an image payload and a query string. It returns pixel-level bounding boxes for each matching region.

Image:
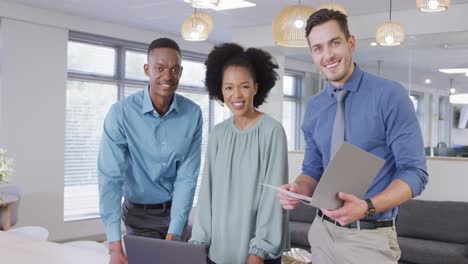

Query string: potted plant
[0,148,14,202]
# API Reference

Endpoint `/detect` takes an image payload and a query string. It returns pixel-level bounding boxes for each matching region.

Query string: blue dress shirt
[302,65,428,221]
[98,86,202,242]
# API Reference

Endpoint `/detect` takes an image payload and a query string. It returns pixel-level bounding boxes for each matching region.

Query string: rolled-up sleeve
[383,83,429,197]
[169,107,203,236]
[98,103,127,242]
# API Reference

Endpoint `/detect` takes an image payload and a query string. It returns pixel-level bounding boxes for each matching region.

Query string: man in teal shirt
[98,38,202,264]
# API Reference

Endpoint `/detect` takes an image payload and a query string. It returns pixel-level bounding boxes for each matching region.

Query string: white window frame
[283,70,304,150]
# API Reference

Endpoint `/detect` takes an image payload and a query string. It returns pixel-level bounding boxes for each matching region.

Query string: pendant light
[272,0,316,48]
[192,11,214,33]
[181,9,210,41]
[416,0,450,12]
[376,0,405,46]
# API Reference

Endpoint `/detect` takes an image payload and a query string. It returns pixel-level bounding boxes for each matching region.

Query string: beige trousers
[307,218,401,264]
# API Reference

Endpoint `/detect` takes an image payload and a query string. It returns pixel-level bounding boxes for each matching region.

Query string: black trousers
[121,200,171,239]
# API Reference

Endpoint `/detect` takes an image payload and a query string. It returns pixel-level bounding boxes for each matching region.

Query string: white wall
[452,129,468,145]
[0,18,84,241]
[419,158,468,202]
[288,152,468,202]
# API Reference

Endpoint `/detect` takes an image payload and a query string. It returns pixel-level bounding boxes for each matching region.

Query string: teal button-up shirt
[98,86,202,242]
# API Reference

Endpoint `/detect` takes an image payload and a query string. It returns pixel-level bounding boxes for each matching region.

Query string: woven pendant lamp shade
[189,0,220,9]
[376,0,405,46]
[192,11,214,33]
[181,15,210,41]
[272,5,316,47]
[376,21,405,46]
[416,0,450,12]
[317,3,348,16]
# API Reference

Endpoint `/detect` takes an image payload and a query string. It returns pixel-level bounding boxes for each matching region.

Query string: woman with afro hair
[190,43,290,264]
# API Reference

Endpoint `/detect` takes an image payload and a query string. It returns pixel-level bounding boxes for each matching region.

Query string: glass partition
[352,31,468,158]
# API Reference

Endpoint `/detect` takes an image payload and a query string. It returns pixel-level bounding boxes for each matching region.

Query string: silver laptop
[265,142,385,210]
[124,235,207,264]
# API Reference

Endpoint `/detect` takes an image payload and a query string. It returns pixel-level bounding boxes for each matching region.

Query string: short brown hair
[305,9,351,39]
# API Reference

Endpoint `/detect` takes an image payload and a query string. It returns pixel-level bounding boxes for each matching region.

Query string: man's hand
[165,233,176,240]
[108,241,128,264]
[321,192,367,226]
[247,254,264,264]
[278,183,301,210]
[278,175,318,210]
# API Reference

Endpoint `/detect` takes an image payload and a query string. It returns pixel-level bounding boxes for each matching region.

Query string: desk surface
[0,231,109,263]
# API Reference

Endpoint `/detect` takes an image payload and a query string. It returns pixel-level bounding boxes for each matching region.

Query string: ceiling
[4,0,468,92]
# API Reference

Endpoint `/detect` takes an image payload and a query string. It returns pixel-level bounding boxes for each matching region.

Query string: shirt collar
[141,85,179,115]
[325,63,364,97]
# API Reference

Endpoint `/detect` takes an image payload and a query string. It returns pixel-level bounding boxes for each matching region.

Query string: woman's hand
[247,254,264,264]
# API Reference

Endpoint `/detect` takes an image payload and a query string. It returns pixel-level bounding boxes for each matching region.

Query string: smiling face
[307,20,355,88]
[221,66,258,118]
[144,47,182,101]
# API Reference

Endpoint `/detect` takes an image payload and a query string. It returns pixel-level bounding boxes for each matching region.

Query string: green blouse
[190,114,290,264]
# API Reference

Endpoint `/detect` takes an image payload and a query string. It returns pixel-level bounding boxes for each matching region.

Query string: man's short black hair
[305,9,351,39]
[147,37,181,56]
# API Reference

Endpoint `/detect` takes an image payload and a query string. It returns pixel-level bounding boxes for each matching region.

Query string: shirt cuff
[168,219,185,237]
[106,222,122,242]
[189,240,209,248]
[248,245,268,259]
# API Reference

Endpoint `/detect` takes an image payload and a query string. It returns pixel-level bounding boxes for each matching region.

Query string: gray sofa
[288,199,468,264]
[397,199,468,264]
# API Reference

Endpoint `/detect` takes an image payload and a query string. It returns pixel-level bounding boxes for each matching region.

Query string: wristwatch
[365,199,376,218]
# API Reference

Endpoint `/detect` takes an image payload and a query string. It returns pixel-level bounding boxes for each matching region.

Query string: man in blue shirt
[98,38,202,264]
[278,10,428,263]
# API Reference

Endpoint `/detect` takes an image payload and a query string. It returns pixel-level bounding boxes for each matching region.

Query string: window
[64,33,229,220]
[282,72,303,150]
[65,34,149,221]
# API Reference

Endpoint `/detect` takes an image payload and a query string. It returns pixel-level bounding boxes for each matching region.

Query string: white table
[0,231,109,263]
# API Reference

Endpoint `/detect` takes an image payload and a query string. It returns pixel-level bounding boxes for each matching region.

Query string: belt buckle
[162,202,167,210]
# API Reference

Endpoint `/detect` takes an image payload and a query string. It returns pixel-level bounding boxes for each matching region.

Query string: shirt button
[162,141,166,145]
[162,163,167,167]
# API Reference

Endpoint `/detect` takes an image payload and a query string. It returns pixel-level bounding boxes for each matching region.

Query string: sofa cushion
[289,221,311,248]
[397,199,468,244]
[289,203,316,223]
[398,237,468,264]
